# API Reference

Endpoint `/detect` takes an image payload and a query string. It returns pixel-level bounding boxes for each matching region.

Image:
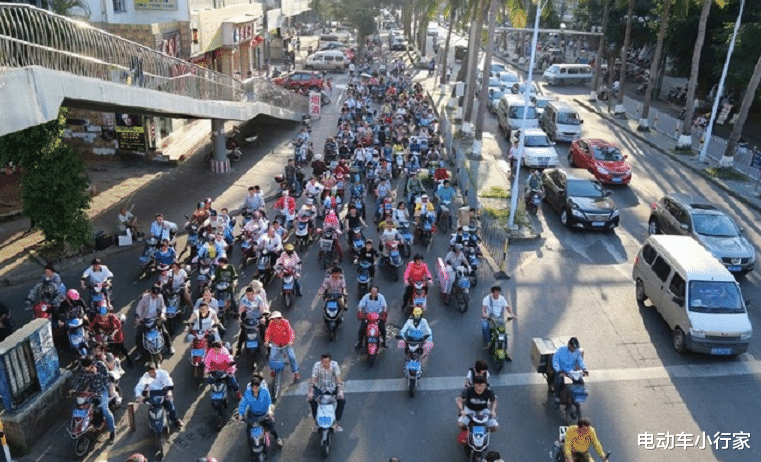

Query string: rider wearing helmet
[275,244,303,296]
[398,307,434,357]
[26,264,66,310]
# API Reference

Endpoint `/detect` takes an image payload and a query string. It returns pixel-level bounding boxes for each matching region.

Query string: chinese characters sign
[638,432,750,451]
[134,0,177,10]
[309,91,321,118]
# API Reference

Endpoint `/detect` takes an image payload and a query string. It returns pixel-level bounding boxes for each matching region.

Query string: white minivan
[542,64,593,85]
[305,50,348,71]
[496,94,539,139]
[632,235,752,355]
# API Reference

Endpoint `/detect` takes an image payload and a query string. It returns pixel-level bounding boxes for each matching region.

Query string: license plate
[592,221,605,227]
[246,341,258,349]
[728,265,742,272]
[711,348,733,355]
[72,408,88,418]
[472,425,486,435]
[250,426,264,438]
[611,177,622,183]
[166,306,177,315]
[191,349,205,357]
[210,391,225,400]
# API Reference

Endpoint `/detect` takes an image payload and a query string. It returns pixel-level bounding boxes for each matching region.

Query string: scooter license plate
[414,297,425,306]
[711,348,733,355]
[166,306,177,315]
[246,341,258,349]
[250,426,264,438]
[317,416,333,427]
[472,425,486,435]
[72,408,88,418]
[210,391,225,400]
[283,282,293,290]
[191,349,206,357]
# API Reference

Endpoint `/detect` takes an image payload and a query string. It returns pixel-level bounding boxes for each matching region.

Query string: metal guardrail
[480,213,510,274]
[0,3,307,113]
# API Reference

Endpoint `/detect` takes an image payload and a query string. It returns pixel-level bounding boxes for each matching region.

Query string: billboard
[115,113,146,151]
[134,0,177,11]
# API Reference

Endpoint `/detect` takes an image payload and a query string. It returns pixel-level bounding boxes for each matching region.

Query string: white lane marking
[282,356,761,395]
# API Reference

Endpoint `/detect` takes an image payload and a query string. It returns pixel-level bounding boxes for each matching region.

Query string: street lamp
[508,0,549,229]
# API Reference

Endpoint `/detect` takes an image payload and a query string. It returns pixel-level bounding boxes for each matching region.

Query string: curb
[509,231,542,242]
[574,98,761,216]
[0,209,23,224]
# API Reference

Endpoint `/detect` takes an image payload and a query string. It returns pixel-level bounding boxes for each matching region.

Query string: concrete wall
[84,0,191,24]
[93,21,193,60]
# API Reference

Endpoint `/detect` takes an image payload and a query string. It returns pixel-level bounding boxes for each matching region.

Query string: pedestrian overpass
[0,3,306,169]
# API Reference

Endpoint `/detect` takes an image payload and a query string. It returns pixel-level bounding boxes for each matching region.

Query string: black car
[541,168,620,230]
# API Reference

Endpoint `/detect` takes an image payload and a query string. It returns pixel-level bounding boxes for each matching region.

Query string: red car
[568,138,632,185]
[272,71,324,92]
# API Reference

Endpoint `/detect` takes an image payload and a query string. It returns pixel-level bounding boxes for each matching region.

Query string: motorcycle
[393,150,405,179]
[323,294,343,342]
[188,326,215,380]
[86,281,111,318]
[451,265,471,314]
[240,235,259,268]
[294,215,313,252]
[459,411,492,462]
[318,228,337,269]
[356,260,373,297]
[195,257,214,295]
[526,189,542,216]
[242,315,264,370]
[407,280,428,312]
[268,345,288,403]
[381,239,402,281]
[256,249,275,285]
[398,222,414,258]
[546,369,588,424]
[142,318,164,367]
[465,245,481,288]
[280,269,296,310]
[163,285,187,337]
[486,317,513,373]
[349,227,366,256]
[314,389,338,457]
[417,213,435,247]
[203,137,242,162]
[68,391,106,457]
[66,316,90,360]
[144,388,172,458]
[245,410,271,462]
[214,280,235,323]
[438,199,452,233]
[397,331,429,397]
[207,370,231,430]
[361,311,384,366]
[550,426,611,462]
[232,126,260,148]
[138,237,160,280]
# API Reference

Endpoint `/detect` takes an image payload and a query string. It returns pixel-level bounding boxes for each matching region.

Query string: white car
[510,128,559,169]
[511,81,539,95]
[531,95,555,116]
[498,71,520,87]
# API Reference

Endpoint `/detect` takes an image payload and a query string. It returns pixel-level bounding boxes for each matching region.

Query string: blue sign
[750,151,761,170]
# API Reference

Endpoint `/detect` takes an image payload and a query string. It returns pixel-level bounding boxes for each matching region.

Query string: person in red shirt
[91,305,133,368]
[264,311,300,381]
[203,341,242,399]
[274,190,297,229]
[334,159,350,177]
[402,253,432,310]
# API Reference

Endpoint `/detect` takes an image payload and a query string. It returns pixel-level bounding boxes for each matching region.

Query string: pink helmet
[67,289,80,301]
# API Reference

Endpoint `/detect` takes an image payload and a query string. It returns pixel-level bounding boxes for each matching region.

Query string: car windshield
[500,73,519,83]
[566,179,604,197]
[508,105,537,119]
[535,99,551,108]
[692,213,739,237]
[689,281,744,314]
[524,135,551,147]
[491,64,506,73]
[557,112,581,125]
[591,145,623,161]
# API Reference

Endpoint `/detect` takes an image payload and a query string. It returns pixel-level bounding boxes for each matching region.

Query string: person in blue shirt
[551,337,588,408]
[150,213,177,243]
[435,180,457,227]
[154,240,176,268]
[238,376,283,447]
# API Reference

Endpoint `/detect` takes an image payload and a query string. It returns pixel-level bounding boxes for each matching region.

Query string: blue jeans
[100,390,115,433]
[270,345,299,374]
[481,319,491,345]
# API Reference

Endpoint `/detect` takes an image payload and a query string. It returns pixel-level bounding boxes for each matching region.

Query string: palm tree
[464,0,488,122]
[723,48,761,165]
[590,0,611,100]
[637,0,676,131]
[614,0,635,117]
[676,0,713,150]
[475,0,499,140]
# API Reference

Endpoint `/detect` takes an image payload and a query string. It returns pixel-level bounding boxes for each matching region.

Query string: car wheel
[648,218,660,235]
[635,279,647,303]
[672,328,687,354]
[560,208,570,227]
[567,153,575,167]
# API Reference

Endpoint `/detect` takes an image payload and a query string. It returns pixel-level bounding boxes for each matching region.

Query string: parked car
[541,168,620,230]
[272,71,324,92]
[498,70,520,87]
[510,128,559,169]
[568,138,631,185]
[390,38,408,51]
[648,193,755,276]
[531,95,555,116]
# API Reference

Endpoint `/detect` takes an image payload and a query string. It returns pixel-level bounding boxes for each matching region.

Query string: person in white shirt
[481,285,515,349]
[81,258,114,308]
[117,205,141,236]
[149,213,178,243]
[134,363,183,428]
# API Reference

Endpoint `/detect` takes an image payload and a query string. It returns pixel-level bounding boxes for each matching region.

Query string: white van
[305,50,348,71]
[540,101,583,142]
[632,235,752,355]
[496,94,539,139]
[542,64,593,85]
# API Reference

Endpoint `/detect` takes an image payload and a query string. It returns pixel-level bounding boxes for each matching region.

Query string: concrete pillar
[211,119,230,173]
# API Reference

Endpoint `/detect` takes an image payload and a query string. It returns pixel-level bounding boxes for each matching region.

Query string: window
[113,0,125,12]
[669,272,685,299]
[652,256,672,282]
[689,281,744,314]
[568,67,579,75]
[641,244,657,265]
[325,56,334,62]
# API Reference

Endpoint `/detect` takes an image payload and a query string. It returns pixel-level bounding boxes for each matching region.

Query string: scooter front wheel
[408,378,416,397]
[74,435,91,457]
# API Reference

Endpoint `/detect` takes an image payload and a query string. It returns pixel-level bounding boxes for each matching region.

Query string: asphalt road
[7,30,761,462]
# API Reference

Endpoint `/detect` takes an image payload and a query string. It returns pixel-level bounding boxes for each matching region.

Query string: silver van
[540,101,583,142]
[632,235,752,355]
[305,50,348,71]
[542,64,593,85]
[496,94,539,139]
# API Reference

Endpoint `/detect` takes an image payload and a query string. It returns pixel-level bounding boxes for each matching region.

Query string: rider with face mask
[398,307,434,357]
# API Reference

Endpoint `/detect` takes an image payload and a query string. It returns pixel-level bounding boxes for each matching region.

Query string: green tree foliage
[328,0,378,58]
[0,109,92,246]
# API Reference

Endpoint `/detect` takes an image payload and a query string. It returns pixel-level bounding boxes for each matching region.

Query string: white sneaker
[168,346,176,355]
